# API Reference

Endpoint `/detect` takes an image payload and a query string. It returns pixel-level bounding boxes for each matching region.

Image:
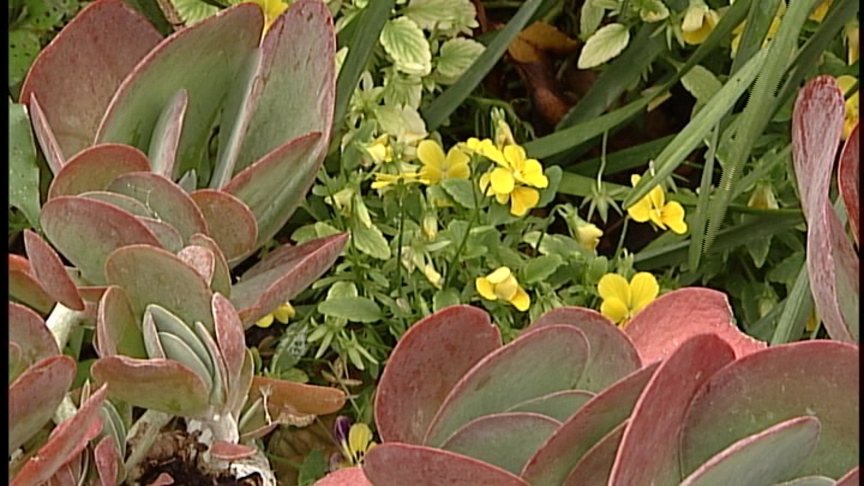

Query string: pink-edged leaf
[27,94,65,174]
[313,467,373,486]
[625,287,766,363]
[80,190,154,217]
[40,196,162,285]
[838,123,859,246]
[10,342,24,382]
[681,341,859,479]
[47,144,151,200]
[9,355,76,452]
[562,420,627,486]
[149,89,188,179]
[9,301,60,368]
[520,362,660,486]
[229,350,255,419]
[107,172,209,242]
[610,333,736,485]
[775,478,837,486]
[792,75,859,343]
[364,443,529,486]
[680,416,821,486]
[189,189,258,262]
[95,286,146,358]
[440,412,561,475]
[234,0,334,172]
[375,305,501,444]
[177,245,215,286]
[212,294,245,395]
[96,4,263,180]
[192,320,228,406]
[24,230,84,310]
[94,435,119,486]
[105,244,215,332]
[141,310,165,359]
[78,286,109,303]
[45,463,78,486]
[91,356,211,416]
[425,325,590,447]
[231,233,349,327]
[209,441,257,461]
[506,390,595,422]
[137,216,184,253]
[223,131,324,250]
[19,0,162,160]
[248,376,346,417]
[10,254,58,314]
[837,467,859,486]
[531,306,641,391]
[11,384,107,486]
[189,234,232,297]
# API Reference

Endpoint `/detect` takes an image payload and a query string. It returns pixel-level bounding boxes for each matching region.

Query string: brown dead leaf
[508,22,579,63]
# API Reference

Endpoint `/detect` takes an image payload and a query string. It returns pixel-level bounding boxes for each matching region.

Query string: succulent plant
[314,291,858,485]
[9,0,350,483]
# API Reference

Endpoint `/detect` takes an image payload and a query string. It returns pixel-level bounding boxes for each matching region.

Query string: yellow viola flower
[479,145,548,217]
[417,139,471,185]
[597,272,659,326]
[627,174,688,234]
[370,171,421,190]
[256,301,295,328]
[332,417,377,469]
[475,266,530,312]
[837,75,859,141]
[248,0,289,35]
[682,0,720,45]
[808,0,832,23]
[575,222,604,252]
[363,135,393,164]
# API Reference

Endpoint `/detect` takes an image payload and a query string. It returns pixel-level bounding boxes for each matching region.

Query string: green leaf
[681,65,723,105]
[383,71,423,110]
[402,0,478,35]
[521,255,564,284]
[433,289,461,311]
[380,16,432,77]
[297,449,328,486]
[318,296,383,323]
[9,30,41,91]
[577,23,630,69]
[9,100,41,229]
[579,1,605,37]
[440,178,477,208]
[352,222,391,260]
[170,0,219,25]
[433,38,485,85]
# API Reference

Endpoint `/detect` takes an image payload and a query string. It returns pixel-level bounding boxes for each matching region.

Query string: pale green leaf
[352,222,391,260]
[380,16,432,76]
[382,70,423,110]
[577,23,630,69]
[639,0,669,22]
[318,297,382,322]
[433,38,485,85]
[681,65,723,105]
[579,1,606,38]
[9,101,40,229]
[440,178,477,209]
[170,0,220,25]
[433,289,461,311]
[9,30,41,90]
[521,255,564,284]
[402,0,478,36]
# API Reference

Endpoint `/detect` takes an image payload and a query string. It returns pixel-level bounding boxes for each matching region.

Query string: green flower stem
[444,165,483,289]
[394,184,406,298]
[613,217,630,262]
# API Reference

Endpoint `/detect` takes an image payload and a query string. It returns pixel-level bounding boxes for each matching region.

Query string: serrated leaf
[380,16,432,76]
[383,71,423,109]
[579,1,606,37]
[439,178,477,208]
[318,296,382,323]
[352,222,391,260]
[9,101,41,228]
[402,0,478,35]
[577,23,630,69]
[681,65,723,105]
[434,38,485,85]
[521,255,564,284]
[171,0,219,25]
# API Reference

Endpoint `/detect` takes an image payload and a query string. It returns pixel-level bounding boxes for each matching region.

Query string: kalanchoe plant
[9,0,350,483]
[314,292,858,485]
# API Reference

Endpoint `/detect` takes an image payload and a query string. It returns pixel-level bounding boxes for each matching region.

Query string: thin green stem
[613,217,630,261]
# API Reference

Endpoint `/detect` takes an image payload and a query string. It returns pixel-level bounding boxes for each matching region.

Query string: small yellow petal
[630,174,642,186]
[348,423,373,458]
[629,272,659,312]
[495,275,519,301]
[256,314,275,328]
[627,198,653,223]
[509,186,539,216]
[418,140,446,169]
[448,162,471,180]
[486,266,512,284]
[598,273,631,303]
[420,165,444,185]
[476,277,498,300]
[648,185,665,210]
[490,168,515,195]
[510,286,531,311]
[273,302,296,323]
[601,298,630,324]
[662,201,688,234]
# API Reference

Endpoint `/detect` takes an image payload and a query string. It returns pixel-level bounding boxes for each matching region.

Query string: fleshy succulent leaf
[11,384,108,486]
[521,361,660,485]
[213,293,245,395]
[680,341,859,479]
[838,123,859,247]
[189,234,232,296]
[192,320,228,406]
[9,301,61,369]
[837,467,860,486]
[440,412,561,475]
[210,440,258,461]
[96,3,263,181]
[424,325,590,447]
[506,390,595,422]
[531,306,641,391]
[774,477,836,486]
[609,334,736,486]
[23,230,84,311]
[679,416,821,486]
[26,95,65,175]
[9,254,56,314]
[138,217,184,253]
[231,233,349,327]
[40,196,162,285]
[46,144,151,200]
[363,443,529,486]
[248,375,346,417]
[792,75,859,343]
[562,420,627,486]
[155,331,213,392]
[94,435,119,486]
[91,356,212,416]
[624,288,766,363]
[79,191,154,218]
[105,244,215,332]
[189,189,259,262]
[148,88,188,179]
[313,467,373,486]
[19,0,163,160]
[107,172,209,243]
[177,245,216,286]
[375,305,502,444]
[9,355,76,452]
[96,286,147,358]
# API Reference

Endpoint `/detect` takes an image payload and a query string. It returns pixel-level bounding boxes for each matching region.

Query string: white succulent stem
[46,302,89,351]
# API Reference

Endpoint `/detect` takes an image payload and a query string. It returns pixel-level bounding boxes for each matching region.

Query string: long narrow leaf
[769,264,814,345]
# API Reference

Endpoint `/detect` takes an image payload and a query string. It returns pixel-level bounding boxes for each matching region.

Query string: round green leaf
[318,296,382,323]
[577,23,630,69]
[380,16,432,76]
